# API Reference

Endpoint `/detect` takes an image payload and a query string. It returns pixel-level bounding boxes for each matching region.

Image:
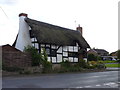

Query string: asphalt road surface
[2,71,119,88]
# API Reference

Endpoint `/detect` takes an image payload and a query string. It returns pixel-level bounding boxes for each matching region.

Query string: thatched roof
[25,18,90,48]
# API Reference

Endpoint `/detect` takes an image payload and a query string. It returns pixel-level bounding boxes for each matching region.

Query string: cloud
[0,0,19,5]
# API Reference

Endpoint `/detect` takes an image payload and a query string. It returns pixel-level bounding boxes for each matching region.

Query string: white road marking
[74,82,119,88]
[104,82,116,86]
[92,76,100,78]
[76,86,83,88]
[84,86,92,88]
[95,84,101,87]
[103,82,118,87]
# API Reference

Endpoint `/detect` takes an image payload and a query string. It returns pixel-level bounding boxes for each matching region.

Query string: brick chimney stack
[76,24,83,35]
[19,13,28,17]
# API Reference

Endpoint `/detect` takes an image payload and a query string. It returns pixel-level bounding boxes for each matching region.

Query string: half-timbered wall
[31,37,79,63]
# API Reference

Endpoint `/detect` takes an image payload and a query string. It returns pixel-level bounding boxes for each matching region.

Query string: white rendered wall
[15,16,32,51]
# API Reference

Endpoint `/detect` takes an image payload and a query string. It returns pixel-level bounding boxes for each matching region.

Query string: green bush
[24,46,41,66]
[87,54,97,61]
[78,59,88,68]
[41,48,52,73]
[60,60,82,72]
[87,61,106,69]
[60,60,71,68]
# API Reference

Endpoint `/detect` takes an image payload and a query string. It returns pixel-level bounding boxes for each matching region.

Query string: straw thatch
[25,18,90,49]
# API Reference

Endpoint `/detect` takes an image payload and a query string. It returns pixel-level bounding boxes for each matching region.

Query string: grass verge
[105,63,120,68]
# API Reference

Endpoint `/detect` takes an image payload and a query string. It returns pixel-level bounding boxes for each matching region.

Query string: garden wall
[2,44,32,68]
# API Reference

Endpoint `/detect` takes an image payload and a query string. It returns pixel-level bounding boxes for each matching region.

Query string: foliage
[78,59,88,68]
[60,60,82,72]
[41,48,52,73]
[87,61,106,69]
[24,46,41,66]
[24,46,52,73]
[87,54,97,61]
[60,60,71,68]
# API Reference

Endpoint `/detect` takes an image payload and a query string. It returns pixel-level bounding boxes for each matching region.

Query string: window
[46,48,50,55]
[69,46,73,52]
[68,52,78,57]
[57,54,62,63]
[63,46,68,51]
[52,57,56,63]
[51,49,56,57]
[34,38,37,42]
[74,46,78,52]
[41,44,45,47]
[63,52,68,57]
[35,43,39,49]
[31,38,34,42]
[48,57,51,62]
[51,45,56,49]
[69,57,73,62]
[46,44,50,47]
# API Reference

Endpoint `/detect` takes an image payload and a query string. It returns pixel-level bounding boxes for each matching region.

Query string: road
[2,71,119,88]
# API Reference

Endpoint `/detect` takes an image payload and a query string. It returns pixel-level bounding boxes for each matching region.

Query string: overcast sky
[0,0,119,53]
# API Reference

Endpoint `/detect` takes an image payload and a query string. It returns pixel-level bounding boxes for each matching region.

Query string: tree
[87,54,97,61]
[117,50,120,60]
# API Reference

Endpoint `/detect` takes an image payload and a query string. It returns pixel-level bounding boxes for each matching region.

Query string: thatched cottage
[13,13,90,63]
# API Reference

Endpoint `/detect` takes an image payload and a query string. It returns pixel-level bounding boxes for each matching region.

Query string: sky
[0,0,119,53]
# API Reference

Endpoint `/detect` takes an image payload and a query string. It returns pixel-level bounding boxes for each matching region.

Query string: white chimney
[15,13,32,51]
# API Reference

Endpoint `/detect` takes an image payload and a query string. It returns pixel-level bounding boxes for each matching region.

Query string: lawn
[105,63,120,68]
[99,60,117,63]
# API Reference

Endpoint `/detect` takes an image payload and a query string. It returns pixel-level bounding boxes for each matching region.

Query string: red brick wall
[2,45,32,68]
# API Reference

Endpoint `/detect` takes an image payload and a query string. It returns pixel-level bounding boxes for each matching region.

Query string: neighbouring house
[110,51,118,56]
[13,13,90,64]
[88,49,109,57]
[88,48,114,60]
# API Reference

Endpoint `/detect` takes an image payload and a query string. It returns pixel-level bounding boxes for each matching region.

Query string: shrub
[24,46,41,66]
[42,61,52,73]
[60,60,71,68]
[87,61,106,69]
[78,59,88,68]
[60,60,82,72]
[41,48,52,73]
[87,54,97,61]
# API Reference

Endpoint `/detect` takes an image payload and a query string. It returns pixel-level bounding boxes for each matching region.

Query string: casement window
[57,54,62,63]
[63,52,68,57]
[68,46,73,52]
[68,52,78,57]
[52,57,56,63]
[46,48,50,55]
[51,49,56,57]
[63,46,68,51]
[74,46,78,52]
[35,43,39,49]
